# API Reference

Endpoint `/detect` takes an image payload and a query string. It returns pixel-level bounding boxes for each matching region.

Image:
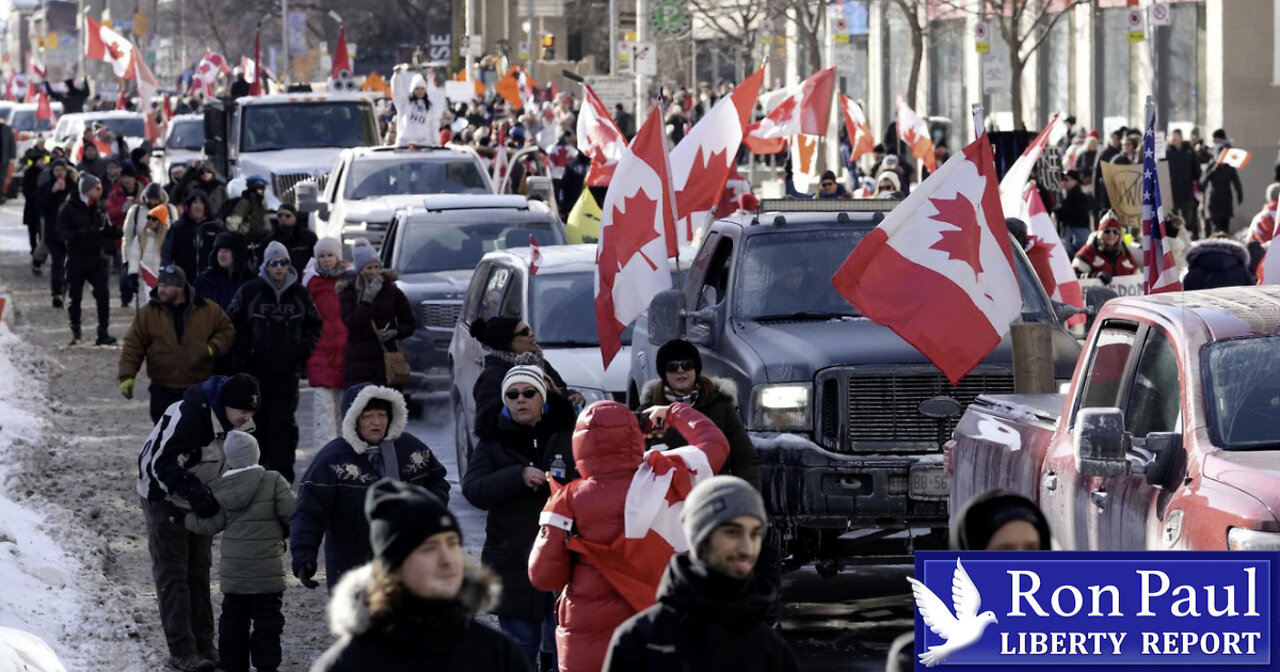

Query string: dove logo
[908,559,999,667]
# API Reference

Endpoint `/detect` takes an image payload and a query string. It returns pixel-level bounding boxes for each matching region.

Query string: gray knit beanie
[79,172,101,198]
[681,475,767,556]
[223,430,261,470]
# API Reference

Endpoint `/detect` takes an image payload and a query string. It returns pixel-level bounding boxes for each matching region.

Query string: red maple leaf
[106,41,124,62]
[610,189,661,271]
[769,95,798,125]
[929,194,985,278]
[675,146,729,219]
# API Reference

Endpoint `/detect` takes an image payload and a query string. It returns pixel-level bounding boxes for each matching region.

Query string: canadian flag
[9,73,28,103]
[84,16,135,79]
[743,67,836,154]
[576,83,626,187]
[1022,184,1085,327]
[595,107,678,369]
[832,135,1019,384]
[839,95,874,163]
[242,56,274,91]
[790,134,822,193]
[998,113,1058,221]
[669,68,763,243]
[131,39,161,141]
[35,89,52,123]
[897,96,936,174]
[250,27,264,96]
[139,262,159,290]
[1219,147,1252,169]
[529,234,542,275]
[331,21,352,85]
[191,52,230,97]
[491,126,509,184]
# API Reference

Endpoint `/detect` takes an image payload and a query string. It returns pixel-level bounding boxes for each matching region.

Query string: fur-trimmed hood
[1186,237,1250,269]
[639,375,738,407]
[341,384,410,454]
[326,562,501,638]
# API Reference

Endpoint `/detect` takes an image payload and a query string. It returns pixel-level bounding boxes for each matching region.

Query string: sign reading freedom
[913,551,1279,671]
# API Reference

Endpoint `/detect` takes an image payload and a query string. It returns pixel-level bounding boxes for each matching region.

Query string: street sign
[1127,9,1145,42]
[975,21,990,54]
[466,34,482,57]
[1150,3,1171,27]
[133,13,148,36]
[634,41,657,76]
[650,0,691,37]
[517,41,530,61]
[981,57,1007,94]
[584,74,635,112]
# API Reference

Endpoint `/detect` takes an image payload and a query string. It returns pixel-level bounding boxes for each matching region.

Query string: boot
[197,644,219,665]
[52,294,63,309]
[95,334,117,346]
[165,654,215,672]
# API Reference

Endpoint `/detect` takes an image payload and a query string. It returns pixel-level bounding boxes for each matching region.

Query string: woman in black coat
[1182,238,1255,291]
[468,316,575,440]
[462,362,577,668]
[1200,147,1244,235]
[339,243,416,387]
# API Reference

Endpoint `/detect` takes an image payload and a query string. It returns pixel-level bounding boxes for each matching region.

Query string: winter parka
[136,376,244,505]
[304,260,349,389]
[174,162,228,217]
[268,221,319,272]
[1183,238,1256,291]
[473,352,568,441]
[290,385,450,590]
[1200,160,1244,220]
[528,402,729,672]
[227,265,323,374]
[56,194,120,258]
[390,70,446,148]
[1073,233,1139,279]
[124,201,177,276]
[118,286,235,389]
[309,563,530,672]
[603,554,797,672]
[639,376,762,492]
[37,165,76,243]
[461,394,577,621]
[183,465,295,594]
[162,192,217,281]
[193,231,254,311]
[337,270,416,386]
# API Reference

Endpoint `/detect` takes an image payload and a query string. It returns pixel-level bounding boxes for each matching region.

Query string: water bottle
[550,454,566,481]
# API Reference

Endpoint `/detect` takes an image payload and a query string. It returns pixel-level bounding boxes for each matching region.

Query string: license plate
[910,466,948,499]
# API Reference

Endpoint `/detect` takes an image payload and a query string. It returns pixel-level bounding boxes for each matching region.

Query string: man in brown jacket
[119,265,236,422]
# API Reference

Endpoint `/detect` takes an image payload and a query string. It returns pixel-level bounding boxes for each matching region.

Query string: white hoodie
[391,70,446,146]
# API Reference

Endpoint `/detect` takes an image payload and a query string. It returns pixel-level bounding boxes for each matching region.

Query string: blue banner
[912,551,1279,671]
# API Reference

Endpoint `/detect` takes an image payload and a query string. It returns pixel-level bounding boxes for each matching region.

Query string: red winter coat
[305,269,348,389]
[105,178,149,249]
[528,401,728,672]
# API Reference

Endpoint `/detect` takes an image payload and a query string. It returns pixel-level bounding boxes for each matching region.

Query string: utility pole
[634,0,647,128]
[609,0,617,76]
[281,0,289,84]
[525,0,534,74]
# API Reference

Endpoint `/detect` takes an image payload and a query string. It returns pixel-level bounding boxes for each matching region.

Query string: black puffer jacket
[1183,238,1255,291]
[227,266,323,373]
[163,193,219,281]
[310,563,530,672]
[603,554,797,672]
[461,394,576,621]
[56,194,119,257]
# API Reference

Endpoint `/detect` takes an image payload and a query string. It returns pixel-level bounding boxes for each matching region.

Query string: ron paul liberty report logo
[911,551,1280,671]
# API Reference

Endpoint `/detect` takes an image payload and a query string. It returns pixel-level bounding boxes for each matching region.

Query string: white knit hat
[501,364,547,400]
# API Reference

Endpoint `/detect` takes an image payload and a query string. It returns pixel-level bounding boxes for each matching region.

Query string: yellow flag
[565,189,603,244]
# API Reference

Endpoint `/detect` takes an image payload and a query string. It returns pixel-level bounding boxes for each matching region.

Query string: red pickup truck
[946,286,1280,551]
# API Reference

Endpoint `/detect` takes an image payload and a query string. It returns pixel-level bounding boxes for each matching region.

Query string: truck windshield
[345,158,489,199]
[241,103,377,152]
[530,272,633,348]
[737,228,1052,322]
[99,117,146,138]
[1205,336,1280,449]
[399,220,559,275]
[9,110,52,132]
[167,120,205,150]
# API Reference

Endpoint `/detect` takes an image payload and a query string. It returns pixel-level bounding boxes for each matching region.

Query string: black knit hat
[366,478,460,570]
[950,489,1051,551]
[468,316,522,351]
[219,373,261,411]
[657,338,701,378]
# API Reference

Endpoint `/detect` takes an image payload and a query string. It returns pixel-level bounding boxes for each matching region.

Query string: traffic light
[541,33,555,61]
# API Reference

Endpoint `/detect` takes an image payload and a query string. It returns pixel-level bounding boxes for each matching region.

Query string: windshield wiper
[753,311,856,321]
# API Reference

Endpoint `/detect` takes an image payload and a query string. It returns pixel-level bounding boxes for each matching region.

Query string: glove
[361,275,384,303]
[1097,271,1113,285]
[185,483,221,518]
[295,561,319,589]
[119,378,134,399]
[376,326,397,342]
[157,500,187,526]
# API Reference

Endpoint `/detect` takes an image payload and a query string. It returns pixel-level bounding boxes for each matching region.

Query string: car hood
[240,148,343,179]
[739,318,1073,383]
[341,196,427,222]
[395,269,473,299]
[1203,450,1280,522]
[543,346,630,394]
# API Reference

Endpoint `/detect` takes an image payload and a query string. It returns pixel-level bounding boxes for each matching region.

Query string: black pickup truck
[630,199,1082,571]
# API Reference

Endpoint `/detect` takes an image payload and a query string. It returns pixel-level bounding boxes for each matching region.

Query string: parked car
[449,243,653,474]
[376,194,565,412]
[157,113,205,186]
[53,111,147,152]
[306,145,493,254]
[631,199,1083,571]
[4,102,61,196]
[947,286,1280,552]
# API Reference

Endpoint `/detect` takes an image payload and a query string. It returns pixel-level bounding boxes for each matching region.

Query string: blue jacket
[290,384,450,590]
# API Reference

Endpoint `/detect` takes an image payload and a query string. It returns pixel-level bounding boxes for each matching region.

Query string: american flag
[1142,97,1182,294]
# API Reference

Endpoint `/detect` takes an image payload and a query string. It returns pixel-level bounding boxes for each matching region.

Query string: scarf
[663,386,700,405]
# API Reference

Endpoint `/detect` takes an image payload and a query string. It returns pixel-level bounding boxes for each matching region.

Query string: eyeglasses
[1102,229,1121,236]
[266,259,290,268]
[665,359,696,373]
[505,389,540,400]
[514,327,532,338]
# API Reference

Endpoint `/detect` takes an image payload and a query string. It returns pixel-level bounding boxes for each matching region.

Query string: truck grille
[420,301,462,330]
[272,172,311,200]
[816,368,1014,452]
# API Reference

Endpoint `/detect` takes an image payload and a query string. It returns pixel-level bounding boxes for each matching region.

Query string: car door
[453,262,521,443]
[379,216,401,268]
[1039,320,1140,549]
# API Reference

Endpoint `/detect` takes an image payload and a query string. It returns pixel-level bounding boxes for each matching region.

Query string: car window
[345,158,488,199]
[398,218,559,275]
[462,262,492,322]
[241,102,377,152]
[166,120,205,150]
[531,272,634,347]
[479,266,512,320]
[697,237,734,309]
[734,229,867,319]
[500,272,523,318]
[1074,324,1138,424]
[1126,329,1181,437]
[98,117,145,137]
[1204,335,1280,449]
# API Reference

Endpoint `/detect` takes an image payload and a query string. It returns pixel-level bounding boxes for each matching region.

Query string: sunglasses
[514,327,532,337]
[1102,229,1120,236]
[505,389,540,400]
[266,259,290,268]
[665,359,696,373]
[821,182,836,188]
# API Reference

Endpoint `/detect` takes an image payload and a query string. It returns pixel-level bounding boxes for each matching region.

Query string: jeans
[252,371,301,483]
[219,592,284,672]
[66,255,110,338]
[497,600,557,669]
[141,498,215,658]
[1064,227,1091,257]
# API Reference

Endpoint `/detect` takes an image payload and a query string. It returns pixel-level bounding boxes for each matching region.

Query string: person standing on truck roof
[1072,212,1138,283]
[390,64,446,147]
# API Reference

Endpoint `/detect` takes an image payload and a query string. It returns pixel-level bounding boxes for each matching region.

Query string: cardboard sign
[1100,161,1173,229]
[444,80,477,103]
[1078,273,1146,298]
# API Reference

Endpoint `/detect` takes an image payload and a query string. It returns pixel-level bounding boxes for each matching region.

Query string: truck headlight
[750,383,812,432]
[1227,527,1280,551]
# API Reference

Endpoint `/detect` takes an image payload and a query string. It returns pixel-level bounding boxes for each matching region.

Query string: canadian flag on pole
[743,67,836,154]
[331,21,353,88]
[131,39,161,141]
[35,89,52,123]
[832,135,1019,384]
[1022,184,1085,326]
[998,113,1058,220]
[576,83,626,187]
[529,234,542,275]
[84,16,135,79]
[670,68,763,243]
[30,51,45,80]
[897,95,936,173]
[595,107,679,369]
[839,95,875,163]
[139,262,159,290]
[491,126,509,184]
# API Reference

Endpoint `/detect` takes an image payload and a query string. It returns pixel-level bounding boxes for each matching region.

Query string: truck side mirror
[1143,432,1185,488]
[647,290,686,346]
[687,305,721,348]
[1074,407,1131,477]
[294,180,320,213]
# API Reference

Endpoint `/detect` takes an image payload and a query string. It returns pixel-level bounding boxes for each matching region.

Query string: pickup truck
[946,286,1280,552]
[635,199,1083,570]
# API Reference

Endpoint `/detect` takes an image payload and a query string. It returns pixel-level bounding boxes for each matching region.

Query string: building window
[929,18,967,140]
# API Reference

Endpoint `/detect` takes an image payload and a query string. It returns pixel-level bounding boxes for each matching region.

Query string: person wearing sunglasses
[338,240,416,388]
[814,169,850,200]
[468,315,575,441]
[1072,211,1138,284]
[463,361,578,670]
[227,241,323,483]
[265,203,318,272]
